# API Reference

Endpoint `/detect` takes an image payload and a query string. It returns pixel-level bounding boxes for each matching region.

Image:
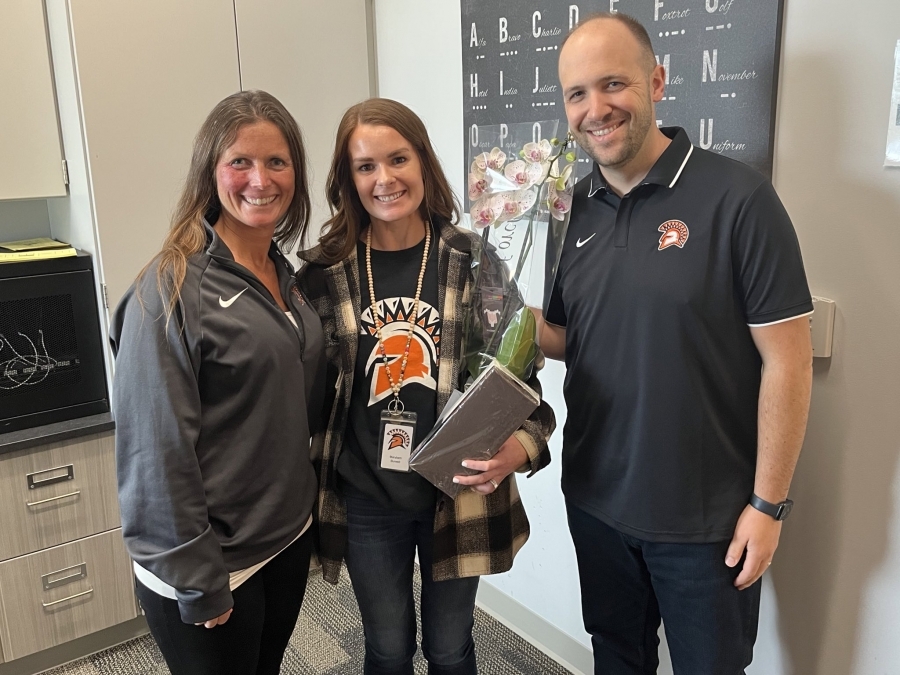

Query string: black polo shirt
[546,127,812,543]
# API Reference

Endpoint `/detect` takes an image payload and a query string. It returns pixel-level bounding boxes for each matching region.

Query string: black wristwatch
[750,493,793,521]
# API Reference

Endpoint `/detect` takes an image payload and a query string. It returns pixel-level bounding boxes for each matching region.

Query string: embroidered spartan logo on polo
[658,220,690,251]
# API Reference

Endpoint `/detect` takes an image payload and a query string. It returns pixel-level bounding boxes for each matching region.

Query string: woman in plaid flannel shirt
[297,98,554,675]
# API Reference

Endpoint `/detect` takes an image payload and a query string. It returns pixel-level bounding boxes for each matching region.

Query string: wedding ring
[489,478,499,490]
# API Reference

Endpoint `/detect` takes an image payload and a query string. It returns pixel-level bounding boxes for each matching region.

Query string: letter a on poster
[886,40,900,167]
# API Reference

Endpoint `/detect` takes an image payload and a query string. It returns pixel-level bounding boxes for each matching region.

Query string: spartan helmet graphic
[657,220,690,251]
[388,433,407,450]
[367,328,437,405]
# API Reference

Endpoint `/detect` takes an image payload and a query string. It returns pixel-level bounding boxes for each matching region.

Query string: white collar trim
[586,139,694,196]
[668,144,694,188]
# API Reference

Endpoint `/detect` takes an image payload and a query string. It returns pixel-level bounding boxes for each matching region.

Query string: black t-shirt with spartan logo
[337,228,441,512]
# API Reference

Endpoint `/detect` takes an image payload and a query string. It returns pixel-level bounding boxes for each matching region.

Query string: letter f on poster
[885,40,900,167]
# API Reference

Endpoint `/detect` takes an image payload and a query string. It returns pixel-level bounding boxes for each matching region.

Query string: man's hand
[195,608,233,629]
[725,505,782,590]
[452,435,530,495]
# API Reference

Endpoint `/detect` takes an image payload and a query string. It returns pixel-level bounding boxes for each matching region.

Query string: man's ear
[650,64,667,103]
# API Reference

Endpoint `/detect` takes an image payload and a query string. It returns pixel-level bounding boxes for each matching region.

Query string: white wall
[374,1,900,674]
[767,0,900,673]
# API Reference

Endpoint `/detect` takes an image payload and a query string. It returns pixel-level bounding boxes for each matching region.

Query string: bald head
[562,13,657,75]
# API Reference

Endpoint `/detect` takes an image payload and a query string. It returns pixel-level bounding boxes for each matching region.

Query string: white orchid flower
[503,160,544,189]
[468,171,492,201]
[547,183,574,221]
[486,147,507,170]
[470,195,503,229]
[522,139,553,164]
[495,188,538,224]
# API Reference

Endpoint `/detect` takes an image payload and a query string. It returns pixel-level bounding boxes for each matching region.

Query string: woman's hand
[452,435,529,495]
[195,608,233,629]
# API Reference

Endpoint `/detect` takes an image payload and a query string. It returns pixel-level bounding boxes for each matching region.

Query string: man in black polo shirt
[538,12,814,674]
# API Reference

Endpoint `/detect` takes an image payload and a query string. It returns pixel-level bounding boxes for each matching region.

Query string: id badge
[378,411,418,473]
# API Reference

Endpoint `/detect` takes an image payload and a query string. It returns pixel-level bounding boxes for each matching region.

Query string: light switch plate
[810,297,835,358]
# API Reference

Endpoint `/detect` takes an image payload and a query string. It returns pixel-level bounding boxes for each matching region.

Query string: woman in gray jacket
[110,90,324,675]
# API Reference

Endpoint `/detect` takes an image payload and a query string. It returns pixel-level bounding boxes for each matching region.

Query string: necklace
[365,222,431,415]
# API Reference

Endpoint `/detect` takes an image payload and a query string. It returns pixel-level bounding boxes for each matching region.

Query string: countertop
[0,412,114,456]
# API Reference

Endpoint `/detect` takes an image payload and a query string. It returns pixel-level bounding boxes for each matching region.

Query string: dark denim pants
[566,501,761,675]
[344,494,479,675]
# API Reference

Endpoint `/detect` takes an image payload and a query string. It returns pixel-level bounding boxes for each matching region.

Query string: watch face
[777,501,794,521]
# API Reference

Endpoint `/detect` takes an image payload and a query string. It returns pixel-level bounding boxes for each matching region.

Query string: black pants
[135,530,313,675]
[566,502,761,675]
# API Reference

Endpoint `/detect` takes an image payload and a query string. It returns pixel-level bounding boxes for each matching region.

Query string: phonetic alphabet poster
[461,0,786,181]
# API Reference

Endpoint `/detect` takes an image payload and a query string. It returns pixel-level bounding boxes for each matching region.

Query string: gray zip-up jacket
[110,223,324,624]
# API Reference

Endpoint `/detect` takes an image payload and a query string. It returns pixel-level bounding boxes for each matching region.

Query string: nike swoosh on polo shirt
[219,288,248,308]
[576,234,596,248]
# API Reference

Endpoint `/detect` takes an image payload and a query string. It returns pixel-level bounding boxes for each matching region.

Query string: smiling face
[215,121,295,236]
[559,19,665,173]
[348,124,426,232]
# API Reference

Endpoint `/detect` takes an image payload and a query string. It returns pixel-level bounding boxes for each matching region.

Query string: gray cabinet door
[0,529,137,662]
[0,0,67,200]
[0,432,119,562]
[64,0,242,309]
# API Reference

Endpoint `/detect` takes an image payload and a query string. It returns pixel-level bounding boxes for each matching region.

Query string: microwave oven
[0,252,110,434]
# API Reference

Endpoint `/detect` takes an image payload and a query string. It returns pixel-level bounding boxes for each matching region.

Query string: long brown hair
[318,98,460,264]
[141,90,310,320]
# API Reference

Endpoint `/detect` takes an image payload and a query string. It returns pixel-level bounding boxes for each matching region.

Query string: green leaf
[496,308,538,380]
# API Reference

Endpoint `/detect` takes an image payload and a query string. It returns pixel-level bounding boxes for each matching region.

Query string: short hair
[318,98,460,264]
[563,12,657,73]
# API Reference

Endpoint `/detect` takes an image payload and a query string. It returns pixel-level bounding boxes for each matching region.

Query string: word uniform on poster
[461,0,786,183]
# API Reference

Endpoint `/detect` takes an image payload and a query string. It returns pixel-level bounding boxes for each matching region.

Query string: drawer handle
[42,563,88,590]
[27,464,75,489]
[26,490,81,507]
[41,588,94,608]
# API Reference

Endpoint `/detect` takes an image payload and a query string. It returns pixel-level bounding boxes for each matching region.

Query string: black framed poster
[461,0,786,183]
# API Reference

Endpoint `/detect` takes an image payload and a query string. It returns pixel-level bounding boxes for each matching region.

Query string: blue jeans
[566,501,761,675]
[344,494,479,675]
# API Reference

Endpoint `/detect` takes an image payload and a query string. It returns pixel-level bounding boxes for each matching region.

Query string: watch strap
[750,493,793,521]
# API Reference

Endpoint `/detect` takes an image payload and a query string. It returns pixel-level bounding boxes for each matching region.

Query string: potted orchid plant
[463,122,578,382]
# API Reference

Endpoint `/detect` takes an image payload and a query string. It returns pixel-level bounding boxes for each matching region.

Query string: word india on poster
[886,40,900,168]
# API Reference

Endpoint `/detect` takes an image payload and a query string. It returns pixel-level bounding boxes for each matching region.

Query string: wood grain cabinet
[0,433,119,563]
[0,529,136,662]
[0,429,138,665]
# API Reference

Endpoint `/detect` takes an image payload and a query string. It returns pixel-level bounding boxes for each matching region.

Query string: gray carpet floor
[42,567,572,674]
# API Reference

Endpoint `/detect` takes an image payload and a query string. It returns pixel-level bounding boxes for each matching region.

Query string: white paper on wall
[885,40,900,168]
